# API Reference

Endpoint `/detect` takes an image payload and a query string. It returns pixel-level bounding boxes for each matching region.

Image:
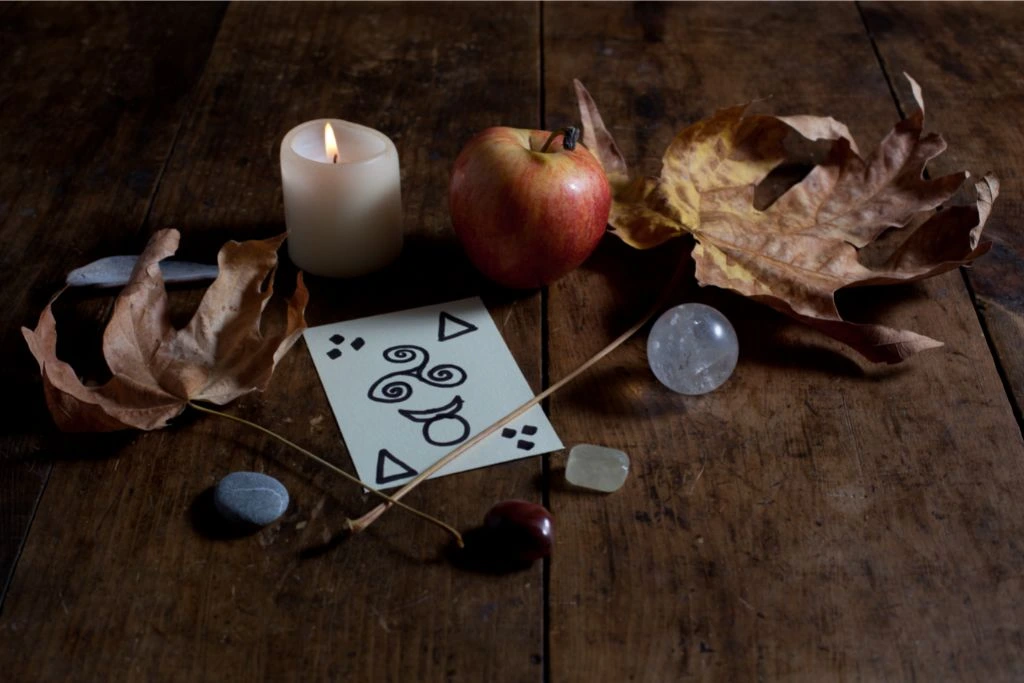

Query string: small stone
[647,303,739,395]
[213,471,289,527]
[565,444,630,492]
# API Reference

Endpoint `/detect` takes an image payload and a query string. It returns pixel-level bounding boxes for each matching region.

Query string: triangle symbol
[376,449,417,485]
[438,311,478,342]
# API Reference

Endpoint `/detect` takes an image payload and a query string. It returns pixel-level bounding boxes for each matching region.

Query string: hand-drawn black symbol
[500,424,537,451]
[367,345,467,403]
[438,311,478,342]
[398,396,470,447]
[326,334,365,360]
[376,448,417,485]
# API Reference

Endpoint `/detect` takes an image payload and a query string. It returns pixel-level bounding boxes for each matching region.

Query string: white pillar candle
[280,119,402,277]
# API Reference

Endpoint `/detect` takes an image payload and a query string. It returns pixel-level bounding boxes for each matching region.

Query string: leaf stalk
[187,401,464,547]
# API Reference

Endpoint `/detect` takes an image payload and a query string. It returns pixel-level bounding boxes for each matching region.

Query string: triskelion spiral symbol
[366,345,424,403]
[424,362,467,387]
[367,345,467,404]
[375,379,413,402]
[383,346,420,364]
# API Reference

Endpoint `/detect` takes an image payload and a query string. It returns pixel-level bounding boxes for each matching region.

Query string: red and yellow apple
[448,126,611,289]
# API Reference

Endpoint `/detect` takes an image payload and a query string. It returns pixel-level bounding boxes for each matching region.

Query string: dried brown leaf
[576,76,998,363]
[22,229,308,431]
[574,79,629,188]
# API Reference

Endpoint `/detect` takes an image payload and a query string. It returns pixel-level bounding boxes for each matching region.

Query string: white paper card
[305,297,562,489]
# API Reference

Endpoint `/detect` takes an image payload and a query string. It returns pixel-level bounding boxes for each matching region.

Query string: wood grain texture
[860,1,1024,420]
[0,3,545,682]
[5,3,1023,681]
[0,1,225,606]
[544,2,1024,681]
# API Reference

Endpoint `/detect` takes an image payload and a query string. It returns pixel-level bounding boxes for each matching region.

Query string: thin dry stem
[187,401,464,547]
[349,261,688,534]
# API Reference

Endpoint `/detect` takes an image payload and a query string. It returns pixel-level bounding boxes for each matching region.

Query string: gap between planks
[0,4,230,613]
[855,0,1024,434]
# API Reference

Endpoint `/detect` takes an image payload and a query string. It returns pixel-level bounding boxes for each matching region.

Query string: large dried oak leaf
[575,77,998,363]
[22,229,308,431]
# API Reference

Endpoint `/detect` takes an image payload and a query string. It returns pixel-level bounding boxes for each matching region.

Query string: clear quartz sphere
[647,303,739,395]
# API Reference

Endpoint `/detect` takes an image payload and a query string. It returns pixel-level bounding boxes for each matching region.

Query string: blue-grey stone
[213,471,289,526]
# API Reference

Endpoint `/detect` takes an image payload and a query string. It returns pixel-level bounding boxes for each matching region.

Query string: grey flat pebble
[66,255,218,288]
[214,471,289,526]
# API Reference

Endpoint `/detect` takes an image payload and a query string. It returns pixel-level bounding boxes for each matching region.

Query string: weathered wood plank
[860,1,1024,421]
[0,3,544,681]
[0,1,225,606]
[545,2,1024,680]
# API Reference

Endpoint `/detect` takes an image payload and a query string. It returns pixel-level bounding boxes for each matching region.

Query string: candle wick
[333,154,338,164]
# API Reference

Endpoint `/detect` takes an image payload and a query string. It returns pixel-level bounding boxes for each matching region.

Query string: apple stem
[348,258,689,537]
[540,126,580,153]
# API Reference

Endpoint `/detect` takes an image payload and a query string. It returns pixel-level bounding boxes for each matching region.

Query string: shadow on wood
[445,527,536,576]
[188,486,264,541]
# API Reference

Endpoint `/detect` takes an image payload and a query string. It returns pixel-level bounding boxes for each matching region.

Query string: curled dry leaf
[574,76,998,363]
[22,229,308,431]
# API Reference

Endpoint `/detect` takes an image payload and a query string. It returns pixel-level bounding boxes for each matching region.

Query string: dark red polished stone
[483,500,554,562]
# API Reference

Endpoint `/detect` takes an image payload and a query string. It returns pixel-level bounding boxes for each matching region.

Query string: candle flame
[325,122,339,164]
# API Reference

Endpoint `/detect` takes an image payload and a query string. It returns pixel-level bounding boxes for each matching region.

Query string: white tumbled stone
[565,444,630,493]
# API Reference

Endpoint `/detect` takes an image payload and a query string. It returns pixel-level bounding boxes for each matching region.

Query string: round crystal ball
[647,303,738,395]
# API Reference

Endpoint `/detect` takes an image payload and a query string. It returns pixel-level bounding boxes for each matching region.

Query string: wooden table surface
[2,2,1023,681]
